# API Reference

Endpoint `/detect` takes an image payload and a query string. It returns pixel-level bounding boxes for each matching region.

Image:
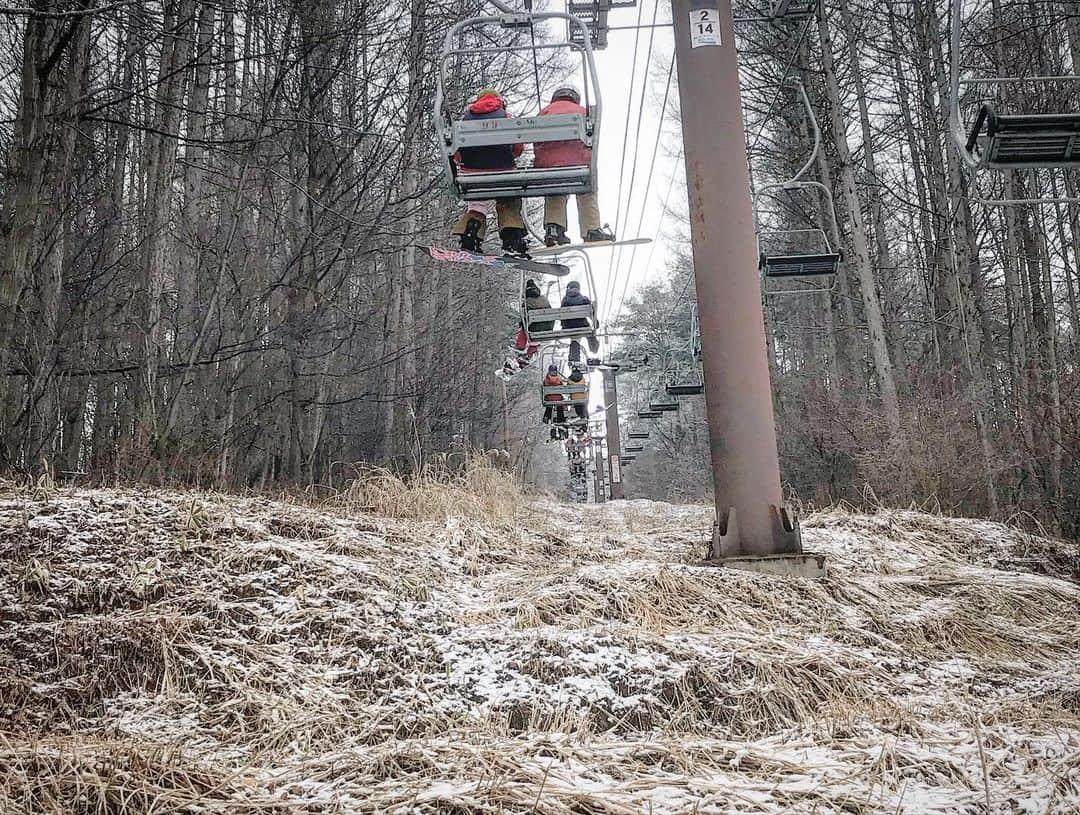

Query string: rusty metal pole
[601,368,624,499]
[671,0,821,575]
[592,434,607,503]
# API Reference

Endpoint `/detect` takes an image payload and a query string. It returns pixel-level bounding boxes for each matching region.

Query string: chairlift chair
[949,0,1080,171]
[663,349,704,396]
[620,455,636,464]
[435,13,602,201]
[522,256,601,343]
[637,409,662,420]
[624,443,644,453]
[649,399,679,413]
[627,429,650,439]
[753,79,841,292]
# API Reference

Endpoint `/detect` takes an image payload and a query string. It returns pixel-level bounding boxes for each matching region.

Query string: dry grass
[0,469,1078,813]
[332,453,526,523]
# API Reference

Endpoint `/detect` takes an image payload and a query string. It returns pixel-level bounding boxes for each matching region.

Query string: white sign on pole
[689,8,721,48]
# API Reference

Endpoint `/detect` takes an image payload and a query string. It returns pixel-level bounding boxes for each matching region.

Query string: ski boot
[500,227,529,257]
[583,224,615,243]
[459,217,484,252]
[544,223,571,247]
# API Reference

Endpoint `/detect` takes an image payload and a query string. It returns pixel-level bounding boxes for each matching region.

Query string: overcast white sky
[572,0,685,332]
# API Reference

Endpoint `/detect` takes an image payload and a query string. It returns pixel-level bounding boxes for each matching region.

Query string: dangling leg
[569,340,582,363]
[544,196,571,246]
[496,198,528,255]
[576,192,613,243]
[453,201,489,251]
[543,404,553,424]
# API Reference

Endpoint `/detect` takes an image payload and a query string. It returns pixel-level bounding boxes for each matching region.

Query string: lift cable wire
[610,145,684,331]
[608,51,676,325]
[745,12,815,158]
[604,0,660,320]
[604,0,648,312]
[609,0,664,313]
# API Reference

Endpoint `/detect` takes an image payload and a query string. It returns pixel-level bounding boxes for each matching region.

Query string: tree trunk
[819,4,901,438]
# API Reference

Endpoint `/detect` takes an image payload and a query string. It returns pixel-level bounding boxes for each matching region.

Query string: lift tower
[671,0,822,576]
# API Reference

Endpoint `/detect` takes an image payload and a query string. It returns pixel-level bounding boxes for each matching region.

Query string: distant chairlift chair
[663,349,704,397]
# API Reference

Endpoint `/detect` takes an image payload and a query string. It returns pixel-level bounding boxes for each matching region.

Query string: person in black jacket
[560,281,600,362]
[450,89,528,255]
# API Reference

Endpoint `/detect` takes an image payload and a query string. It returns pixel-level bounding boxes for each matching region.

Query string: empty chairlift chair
[434,13,602,201]
[663,349,704,396]
[624,443,644,453]
[754,79,841,287]
[949,0,1080,171]
[627,428,650,439]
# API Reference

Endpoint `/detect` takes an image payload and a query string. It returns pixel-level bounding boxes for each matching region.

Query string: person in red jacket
[533,85,615,247]
[451,88,529,255]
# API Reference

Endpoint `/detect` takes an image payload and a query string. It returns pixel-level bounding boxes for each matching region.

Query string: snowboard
[418,245,569,276]
[531,237,652,257]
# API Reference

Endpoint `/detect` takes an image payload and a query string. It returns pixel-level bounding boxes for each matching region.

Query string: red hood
[469,94,505,114]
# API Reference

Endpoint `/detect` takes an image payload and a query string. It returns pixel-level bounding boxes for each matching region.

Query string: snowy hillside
[1,481,1078,813]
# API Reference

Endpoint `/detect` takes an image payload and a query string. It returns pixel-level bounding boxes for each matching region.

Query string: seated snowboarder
[499,279,551,379]
[533,86,615,247]
[451,88,529,255]
[519,278,552,350]
[560,280,600,362]
[542,365,567,439]
[567,366,588,421]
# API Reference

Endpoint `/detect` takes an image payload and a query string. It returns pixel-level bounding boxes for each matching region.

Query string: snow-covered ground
[1,484,1078,813]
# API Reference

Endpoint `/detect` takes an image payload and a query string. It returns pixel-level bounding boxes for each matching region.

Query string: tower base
[702,505,826,578]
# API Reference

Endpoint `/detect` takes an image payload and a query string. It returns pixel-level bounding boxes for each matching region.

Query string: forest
[0,0,1077,538]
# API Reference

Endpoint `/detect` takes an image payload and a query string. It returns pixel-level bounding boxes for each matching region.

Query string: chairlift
[434,13,602,201]
[663,349,704,396]
[627,429,650,439]
[624,443,644,453]
[522,252,601,343]
[949,0,1080,171]
[637,410,662,420]
[620,455,636,464]
[753,79,841,291]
